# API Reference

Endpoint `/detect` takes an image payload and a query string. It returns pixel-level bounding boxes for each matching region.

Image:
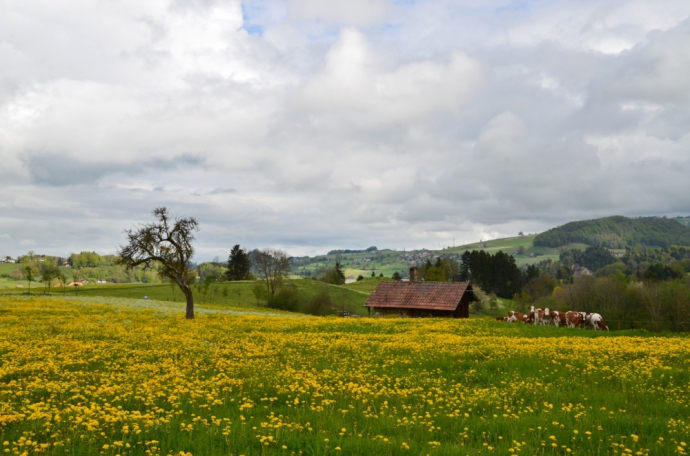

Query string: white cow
[587,313,609,331]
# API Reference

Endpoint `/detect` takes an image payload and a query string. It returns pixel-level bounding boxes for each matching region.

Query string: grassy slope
[0,263,23,289]
[341,276,393,294]
[0,264,17,274]
[1,279,371,316]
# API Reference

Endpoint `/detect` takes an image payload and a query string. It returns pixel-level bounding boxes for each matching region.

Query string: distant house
[364,268,477,318]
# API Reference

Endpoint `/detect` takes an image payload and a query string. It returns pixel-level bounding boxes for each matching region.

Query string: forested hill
[533,216,690,248]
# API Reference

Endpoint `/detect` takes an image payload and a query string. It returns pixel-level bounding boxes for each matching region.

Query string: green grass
[0,264,21,288]
[341,276,393,294]
[0,263,18,274]
[1,279,371,316]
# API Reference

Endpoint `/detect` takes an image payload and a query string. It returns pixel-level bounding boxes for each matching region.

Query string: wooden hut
[365,272,477,318]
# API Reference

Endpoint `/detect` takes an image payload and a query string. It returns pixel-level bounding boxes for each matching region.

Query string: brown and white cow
[507,310,528,323]
[587,313,609,331]
[530,307,551,326]
[564,311,585,328]
[497,311,527,323]
[550,310,566,327]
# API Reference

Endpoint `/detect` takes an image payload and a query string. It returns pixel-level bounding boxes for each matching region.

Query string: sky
[1,0,690,260]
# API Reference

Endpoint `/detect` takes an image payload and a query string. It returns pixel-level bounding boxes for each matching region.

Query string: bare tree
[253,248,290,297]
[117,207,199,319]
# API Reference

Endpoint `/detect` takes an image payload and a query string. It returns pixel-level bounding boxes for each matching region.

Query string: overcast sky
[2,0,690,260]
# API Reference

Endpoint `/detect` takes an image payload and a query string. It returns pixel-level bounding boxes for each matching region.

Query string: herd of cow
[497,306,610,330]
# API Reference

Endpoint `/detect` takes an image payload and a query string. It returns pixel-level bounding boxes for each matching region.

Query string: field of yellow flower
[1,296,689,455]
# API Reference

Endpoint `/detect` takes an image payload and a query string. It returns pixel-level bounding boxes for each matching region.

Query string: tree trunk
[182,285,194,319]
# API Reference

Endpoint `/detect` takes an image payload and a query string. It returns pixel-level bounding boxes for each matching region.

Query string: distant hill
[533,216,690,248]
[676,217,690,228]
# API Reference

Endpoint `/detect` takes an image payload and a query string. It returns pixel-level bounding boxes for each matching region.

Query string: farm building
[365,268,477,318]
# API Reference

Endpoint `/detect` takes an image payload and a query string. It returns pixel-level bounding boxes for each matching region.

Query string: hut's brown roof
[364,281,475,311]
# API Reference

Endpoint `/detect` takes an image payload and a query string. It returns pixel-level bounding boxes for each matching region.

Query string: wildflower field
[1,297,689,455]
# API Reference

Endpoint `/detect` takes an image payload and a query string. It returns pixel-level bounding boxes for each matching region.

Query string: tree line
[515,245,690,331]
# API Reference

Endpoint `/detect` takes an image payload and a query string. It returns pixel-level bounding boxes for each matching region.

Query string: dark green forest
[533,216,690,248]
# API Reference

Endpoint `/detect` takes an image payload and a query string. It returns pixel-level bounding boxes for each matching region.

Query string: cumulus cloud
[289,0,391,26]
[296,28,482,129]
[1,0,690,259]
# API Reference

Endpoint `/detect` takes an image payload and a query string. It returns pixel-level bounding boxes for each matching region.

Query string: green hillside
[677,217,690,228]
[341,276,393,294]
[1,279,370,316]
[441,234,584,266]
[534,216,690,248]
[292,249,409,280]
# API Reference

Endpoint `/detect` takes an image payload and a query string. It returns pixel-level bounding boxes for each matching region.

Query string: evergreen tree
[321,262,346,285]
[522,264,540,286]
[425,266,447,282]
[335,262,346,283]
[226,244,251,281]
[462,249,521,299]
[459,251,471,281]
[392,271,401,281]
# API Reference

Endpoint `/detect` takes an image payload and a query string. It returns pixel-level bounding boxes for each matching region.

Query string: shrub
[304,291,333,316]
[321,268,345,285]
[267,286,301,312]
[251,281,269,305]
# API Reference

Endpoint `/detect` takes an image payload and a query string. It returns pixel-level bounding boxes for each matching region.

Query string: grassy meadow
[0,264,20,289]
[0,279,371,316]
[1,296,689,455]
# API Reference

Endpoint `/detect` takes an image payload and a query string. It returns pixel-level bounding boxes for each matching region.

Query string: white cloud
[497,0,690,54]
[296,28,482,129]
[289,0,391,26]
[1,0,690,258]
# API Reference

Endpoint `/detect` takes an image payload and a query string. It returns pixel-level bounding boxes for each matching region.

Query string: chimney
[409,267,418,283]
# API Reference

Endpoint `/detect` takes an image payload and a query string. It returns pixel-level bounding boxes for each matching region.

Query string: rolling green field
[1,278,372,316]
[342,276,394,294]
[296,249,409,280]
[0,263,21,289]
[1,295,688,455]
